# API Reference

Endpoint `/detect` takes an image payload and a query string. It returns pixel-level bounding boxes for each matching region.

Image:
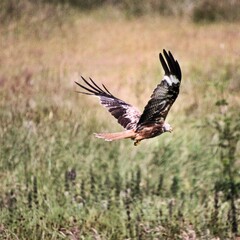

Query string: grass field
[0,4,240,240]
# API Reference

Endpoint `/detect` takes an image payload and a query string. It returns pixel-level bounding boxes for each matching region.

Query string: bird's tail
[94,130,135,141]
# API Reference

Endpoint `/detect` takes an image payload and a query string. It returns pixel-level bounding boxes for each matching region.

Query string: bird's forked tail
[94,130,136,141]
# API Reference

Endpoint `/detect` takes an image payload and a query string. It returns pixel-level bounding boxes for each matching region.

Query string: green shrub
[192,0,240,23]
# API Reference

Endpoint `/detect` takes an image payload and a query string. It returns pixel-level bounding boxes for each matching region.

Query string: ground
[0,5,240,240]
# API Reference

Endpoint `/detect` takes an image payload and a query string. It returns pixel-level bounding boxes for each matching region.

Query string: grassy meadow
[0,3,240,239]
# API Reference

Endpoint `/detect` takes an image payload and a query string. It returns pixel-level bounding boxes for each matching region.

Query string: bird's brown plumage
[75,49,182,145]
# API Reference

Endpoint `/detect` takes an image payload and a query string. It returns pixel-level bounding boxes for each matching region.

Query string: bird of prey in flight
[75,49,182,146]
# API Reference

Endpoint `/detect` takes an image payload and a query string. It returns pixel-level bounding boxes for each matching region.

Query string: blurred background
[0,0,240,239]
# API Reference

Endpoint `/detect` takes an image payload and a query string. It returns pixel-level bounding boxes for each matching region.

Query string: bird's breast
[135,123,164,140]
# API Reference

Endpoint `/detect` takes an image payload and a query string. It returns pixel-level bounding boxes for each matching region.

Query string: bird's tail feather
[94,130,135,141]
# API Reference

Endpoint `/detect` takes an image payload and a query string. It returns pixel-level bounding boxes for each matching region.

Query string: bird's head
[163,122,173,133]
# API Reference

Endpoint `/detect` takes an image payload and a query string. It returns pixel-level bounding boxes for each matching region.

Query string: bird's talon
[134,140,140,146]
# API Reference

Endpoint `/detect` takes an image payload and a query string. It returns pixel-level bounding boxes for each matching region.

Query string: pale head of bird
[163,122,173,133]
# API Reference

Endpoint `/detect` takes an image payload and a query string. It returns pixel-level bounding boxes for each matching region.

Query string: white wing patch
[163,75,180,86]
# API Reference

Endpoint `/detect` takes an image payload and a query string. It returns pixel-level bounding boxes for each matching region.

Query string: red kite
[75,50,182,146]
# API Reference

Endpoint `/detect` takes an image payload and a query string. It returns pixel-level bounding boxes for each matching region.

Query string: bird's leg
[134,140,140,146]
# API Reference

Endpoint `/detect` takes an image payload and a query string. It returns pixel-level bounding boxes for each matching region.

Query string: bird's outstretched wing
[137,49,182,128]
[75,77,141,130]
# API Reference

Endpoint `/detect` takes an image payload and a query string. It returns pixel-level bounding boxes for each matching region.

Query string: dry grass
[1,10,240,113]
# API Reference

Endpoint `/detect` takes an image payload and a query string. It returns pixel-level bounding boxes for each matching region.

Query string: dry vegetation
[1,4,240,111]
[0,2,240,239]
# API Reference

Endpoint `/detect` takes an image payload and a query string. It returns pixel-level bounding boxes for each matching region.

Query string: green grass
[0,4,240,240]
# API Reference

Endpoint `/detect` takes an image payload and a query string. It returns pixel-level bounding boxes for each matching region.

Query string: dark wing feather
[137,49,182,128]
[75,77,141,130]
